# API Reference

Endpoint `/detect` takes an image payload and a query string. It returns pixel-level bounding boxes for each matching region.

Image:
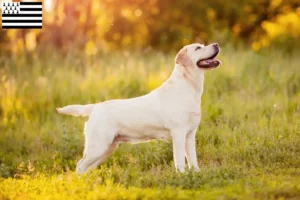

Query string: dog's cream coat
[57,43,221,174]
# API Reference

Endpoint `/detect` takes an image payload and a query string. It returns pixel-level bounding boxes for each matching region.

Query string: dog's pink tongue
[199,59,221,66]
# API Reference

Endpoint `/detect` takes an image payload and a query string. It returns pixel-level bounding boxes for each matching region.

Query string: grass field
[0,46,300,199]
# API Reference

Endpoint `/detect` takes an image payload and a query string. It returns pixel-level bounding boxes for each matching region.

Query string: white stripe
[2,23,42,26]
[20,5,43,9]
[19,11,42,14]
[2,17,42,20]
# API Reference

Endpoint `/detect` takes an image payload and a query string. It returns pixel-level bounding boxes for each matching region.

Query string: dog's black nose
[213,43,219,49]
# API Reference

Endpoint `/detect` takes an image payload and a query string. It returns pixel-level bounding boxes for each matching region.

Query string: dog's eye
[195,46,201,51]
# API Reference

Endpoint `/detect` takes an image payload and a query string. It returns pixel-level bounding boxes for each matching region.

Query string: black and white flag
[2,2,42,29]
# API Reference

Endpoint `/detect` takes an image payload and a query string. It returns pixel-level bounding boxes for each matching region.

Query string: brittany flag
[2,1,42,29]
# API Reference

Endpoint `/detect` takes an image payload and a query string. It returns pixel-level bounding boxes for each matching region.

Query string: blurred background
[0,0,299,55]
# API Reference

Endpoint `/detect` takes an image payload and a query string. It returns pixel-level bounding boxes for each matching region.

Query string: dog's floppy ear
[175,47,193,67]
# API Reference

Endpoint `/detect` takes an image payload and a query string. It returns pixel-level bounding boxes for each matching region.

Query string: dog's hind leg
[88,141,119,170]
[76,126,116,175]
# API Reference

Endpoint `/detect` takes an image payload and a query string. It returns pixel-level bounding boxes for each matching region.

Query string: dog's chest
[163,96,201,130]
[187,111,201,130]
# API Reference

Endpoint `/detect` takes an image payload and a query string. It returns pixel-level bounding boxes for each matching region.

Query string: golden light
[44,0,53,12]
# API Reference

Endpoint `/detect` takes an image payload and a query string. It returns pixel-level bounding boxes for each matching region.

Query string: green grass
[0,46,300,199]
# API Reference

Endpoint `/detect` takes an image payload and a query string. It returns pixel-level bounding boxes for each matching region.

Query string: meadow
[0,45,299,199]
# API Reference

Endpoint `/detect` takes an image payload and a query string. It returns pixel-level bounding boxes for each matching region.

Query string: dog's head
[175,43,221,71]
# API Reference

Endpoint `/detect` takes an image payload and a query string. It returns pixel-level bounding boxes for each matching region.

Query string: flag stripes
[2,20,42,23]
[2,26,42,29]
[20,8,42,11]
[2,14,42,17]
[2,17,42,20]
[21,2,42,5]
[2,23,42,26]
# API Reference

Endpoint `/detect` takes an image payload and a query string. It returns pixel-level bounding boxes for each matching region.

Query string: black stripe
[2,20,42,23]
[2,14,42,17]
[20,8,42,11]
[2,26,42,29]
[20,2,42,5]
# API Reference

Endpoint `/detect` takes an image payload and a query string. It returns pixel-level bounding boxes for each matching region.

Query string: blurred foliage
[0,0,299,55]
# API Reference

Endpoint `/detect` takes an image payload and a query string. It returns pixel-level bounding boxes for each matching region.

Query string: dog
[57,43,221,174]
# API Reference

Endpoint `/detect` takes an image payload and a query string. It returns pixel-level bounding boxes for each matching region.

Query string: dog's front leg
[171,129,187,173]
[185,128,200,171]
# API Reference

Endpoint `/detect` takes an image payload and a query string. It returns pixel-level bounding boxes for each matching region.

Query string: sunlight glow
[45,0,53,12]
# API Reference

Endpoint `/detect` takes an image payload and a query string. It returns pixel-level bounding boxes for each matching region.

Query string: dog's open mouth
[197,51,221,69]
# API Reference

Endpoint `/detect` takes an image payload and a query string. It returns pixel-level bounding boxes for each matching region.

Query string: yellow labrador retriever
[57,43,221,174]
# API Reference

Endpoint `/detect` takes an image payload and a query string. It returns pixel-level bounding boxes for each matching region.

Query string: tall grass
[0,46,300,199]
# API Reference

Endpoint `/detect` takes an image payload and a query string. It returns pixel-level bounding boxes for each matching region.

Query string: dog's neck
[155,64,204,104]
[170,64,204,96]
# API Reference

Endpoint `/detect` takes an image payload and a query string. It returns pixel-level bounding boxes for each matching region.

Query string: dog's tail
[57,104,96,117]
